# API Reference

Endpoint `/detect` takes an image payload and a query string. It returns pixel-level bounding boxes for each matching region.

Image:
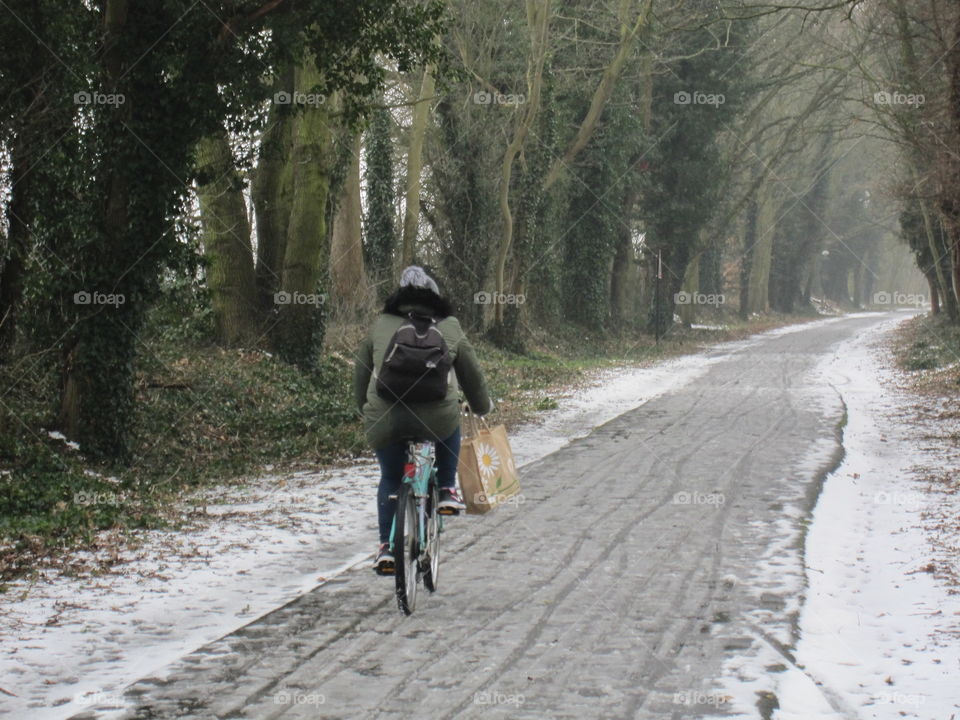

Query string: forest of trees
[1,0,956,462]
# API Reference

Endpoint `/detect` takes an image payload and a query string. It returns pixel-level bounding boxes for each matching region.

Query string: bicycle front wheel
[423,481,440,592]
[394,484,419,615]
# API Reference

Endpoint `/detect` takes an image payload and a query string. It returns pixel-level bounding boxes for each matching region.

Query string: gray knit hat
[399,265,439,294]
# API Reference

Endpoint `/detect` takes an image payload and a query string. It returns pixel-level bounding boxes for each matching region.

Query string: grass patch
[893,315,960,379]
[131,346,364,481]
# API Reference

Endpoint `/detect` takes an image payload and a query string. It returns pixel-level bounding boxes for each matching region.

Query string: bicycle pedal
[437,508,459,516]
[374,563,395,576]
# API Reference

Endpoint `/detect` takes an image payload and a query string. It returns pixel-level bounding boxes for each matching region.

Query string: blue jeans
[375,427,461,544]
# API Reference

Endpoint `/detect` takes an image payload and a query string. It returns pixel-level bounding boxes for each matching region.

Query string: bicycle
[388,439,452,615]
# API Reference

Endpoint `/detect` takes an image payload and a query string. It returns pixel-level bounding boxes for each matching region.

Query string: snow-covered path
[782,317,960,719]
[720,314,960,719]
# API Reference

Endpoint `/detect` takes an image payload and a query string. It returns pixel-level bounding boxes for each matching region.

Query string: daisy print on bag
[475,442,501,479]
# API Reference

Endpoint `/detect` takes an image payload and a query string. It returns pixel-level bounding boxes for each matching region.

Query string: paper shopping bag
[458,415,520,514]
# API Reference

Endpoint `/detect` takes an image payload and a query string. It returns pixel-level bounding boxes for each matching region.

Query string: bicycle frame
[387,440,447,614]
[388,441,441,552]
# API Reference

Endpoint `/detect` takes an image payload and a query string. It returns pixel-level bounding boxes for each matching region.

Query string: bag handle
[460,403,489,438]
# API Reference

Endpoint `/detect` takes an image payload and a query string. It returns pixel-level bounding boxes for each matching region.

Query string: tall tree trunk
[494,0,551,327]
[852,263,865,308]
[953,229,960,311]
[609,188,639,328]
[329,131,366,315]
[940,1,960,318]
[678,254,700,327]
[747,190,775,314]
[925,271,941,315]
[253,68,295,316]
[699,240,723,298]
[60,0,135,457]
[802,270,814,307]
[913,175,959,320]
[401,65,435,266]
[363,103,396,293]
[272,59,334,367]
[0,3,52,356]
[894,0,959,320]
[739,197,758,319]
[611,55,652,331]
[0,133,33,355]
[195,131,258,346]
[647,253,675,337]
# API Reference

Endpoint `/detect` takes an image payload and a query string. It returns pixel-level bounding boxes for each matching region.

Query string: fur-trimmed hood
[382,285,454,319]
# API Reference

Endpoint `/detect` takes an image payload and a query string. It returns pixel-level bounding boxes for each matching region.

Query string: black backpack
[376,313,452,403]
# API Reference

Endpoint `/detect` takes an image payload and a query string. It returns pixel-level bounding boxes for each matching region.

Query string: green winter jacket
[353,289,492,449]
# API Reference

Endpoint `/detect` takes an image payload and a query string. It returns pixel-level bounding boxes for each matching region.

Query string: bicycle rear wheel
[394,484,419,615]
[423,480,440,592]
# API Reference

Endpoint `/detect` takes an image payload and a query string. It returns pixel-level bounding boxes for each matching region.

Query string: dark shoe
[373,542,395,575]
[438,487,466,515]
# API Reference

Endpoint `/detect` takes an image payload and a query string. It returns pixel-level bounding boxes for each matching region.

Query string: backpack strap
[406,312,442,339]
[407,311,438,324]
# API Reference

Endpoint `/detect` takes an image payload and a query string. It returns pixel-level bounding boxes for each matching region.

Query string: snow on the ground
[0,315,866,719]
[0,470,380,719]
[720,314,960,720]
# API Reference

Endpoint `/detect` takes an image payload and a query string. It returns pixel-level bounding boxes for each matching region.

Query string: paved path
[74,314,892,720]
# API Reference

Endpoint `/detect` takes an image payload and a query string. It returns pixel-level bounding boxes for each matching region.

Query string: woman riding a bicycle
[353,266,492,574]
